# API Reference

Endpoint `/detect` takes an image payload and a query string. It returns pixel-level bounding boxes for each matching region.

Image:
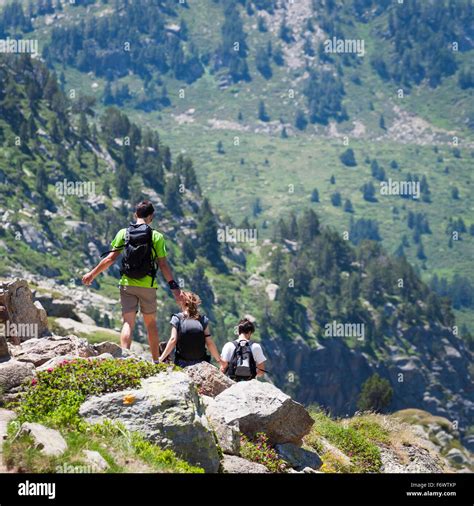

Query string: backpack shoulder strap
[125,226,131,245]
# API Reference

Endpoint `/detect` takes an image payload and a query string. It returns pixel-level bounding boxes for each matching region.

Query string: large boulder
[222,455,270,474]
[34,294,79,320]
[20,422,67,457]
[0,279,49,341]
[202,396,240,456]
[79,371,220,473]
[275,443,322,471]
[206,380,314,445]
[185,362,234,397]
[0,360,35,392]
[10,334,97,367]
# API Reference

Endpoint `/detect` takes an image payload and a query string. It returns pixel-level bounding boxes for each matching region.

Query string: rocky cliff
[264,321,474,453]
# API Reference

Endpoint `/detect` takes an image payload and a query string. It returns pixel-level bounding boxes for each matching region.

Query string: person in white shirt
[220,318,266,380]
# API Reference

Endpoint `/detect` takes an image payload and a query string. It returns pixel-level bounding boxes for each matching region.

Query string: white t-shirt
[221,339,266,364]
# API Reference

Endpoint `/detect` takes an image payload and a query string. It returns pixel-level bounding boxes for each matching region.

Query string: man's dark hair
[238,318,255,335]
[135,200,155,218]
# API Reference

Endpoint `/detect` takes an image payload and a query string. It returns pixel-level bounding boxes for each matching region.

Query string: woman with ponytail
[158,291,223,368]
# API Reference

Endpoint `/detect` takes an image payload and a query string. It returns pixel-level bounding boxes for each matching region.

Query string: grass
[305,409,385,473]
[3,419,203,474]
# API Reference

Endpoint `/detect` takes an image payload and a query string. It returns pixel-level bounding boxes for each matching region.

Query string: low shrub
[240,433,287,473]
[17,358,169,428]
[307,410,383,473]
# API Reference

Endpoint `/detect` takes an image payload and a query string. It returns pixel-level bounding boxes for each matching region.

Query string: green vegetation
[15,358,170,428]
[3,419,202,474]
[305,409,384,473]
[357,373,394,413]
[3,357,203,474]
[240,433,287,473]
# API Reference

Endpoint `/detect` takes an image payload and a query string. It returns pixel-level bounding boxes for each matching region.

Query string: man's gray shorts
[120,286,157,315]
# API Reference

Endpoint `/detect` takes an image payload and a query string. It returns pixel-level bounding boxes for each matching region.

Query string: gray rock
[265,283,279,301]
[0,279,49,340]
[204,397,240,456]
[17,222,50,253]
[90,353,115,361]
[20,422,67,457]
[0,360,35,392]
[82,450,109,471]
[77,312,97,326]
[43,298,79,320]
[446,448,471,466]
[130,341,152,361]
[380,445,444,473]
[275,443,322,471]
[36,354,77,371]
[316,436,352,467]
[10,334,97,367]
[79,371,220,473]
[222,454,269,474]
[93,342,136,359]
[206,380,314,445]
[0,409,16,447]
[185,362,234,397]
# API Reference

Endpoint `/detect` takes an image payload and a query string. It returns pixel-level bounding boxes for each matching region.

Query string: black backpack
[102,223,157,286]
[227,340,257,381]
[173,313,211,363]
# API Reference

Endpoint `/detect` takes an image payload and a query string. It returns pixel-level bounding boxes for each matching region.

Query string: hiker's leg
[143,312,159,361]
[121,312,136,350]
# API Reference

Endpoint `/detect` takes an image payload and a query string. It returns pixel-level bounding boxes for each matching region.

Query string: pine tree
[196,198,221,266]
[115,164,130,199]
[361,182,376,202]
[357,373,393,413]
[79,111,90,139]
[295,109,307,130]
[258,100,270,122]
[331,192,342,207]
[340,148,357,167]
[163,175,182,216]
[343,199,354,213]
[310,188,319,202]
[256,46,272,79]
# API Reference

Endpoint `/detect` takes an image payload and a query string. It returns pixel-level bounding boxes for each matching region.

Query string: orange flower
[123,394,136,405]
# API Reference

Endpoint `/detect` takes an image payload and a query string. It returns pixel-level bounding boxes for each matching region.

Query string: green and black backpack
[102,223,157,286]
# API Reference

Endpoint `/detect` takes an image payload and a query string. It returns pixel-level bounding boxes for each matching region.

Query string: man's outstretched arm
[157,257,182,302]
[82,251,121,285]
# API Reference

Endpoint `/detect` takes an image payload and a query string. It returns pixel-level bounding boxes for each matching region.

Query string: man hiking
[81,200,182,362]
[220,318,266,381]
